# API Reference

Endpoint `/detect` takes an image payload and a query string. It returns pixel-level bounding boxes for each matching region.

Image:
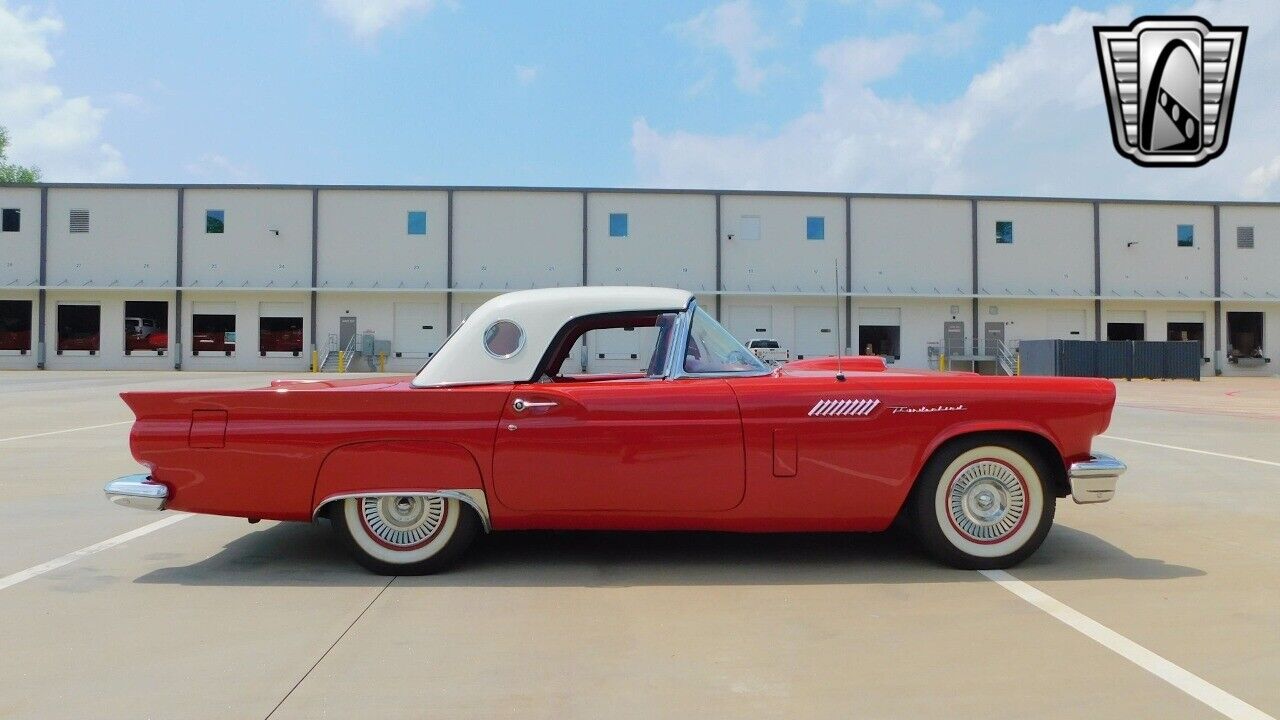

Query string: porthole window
[483,320,525,359]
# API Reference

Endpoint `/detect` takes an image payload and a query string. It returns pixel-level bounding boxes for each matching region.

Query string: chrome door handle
[512,398,557,412]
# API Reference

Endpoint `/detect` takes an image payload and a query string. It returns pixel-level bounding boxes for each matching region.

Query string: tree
[0,126,41,184]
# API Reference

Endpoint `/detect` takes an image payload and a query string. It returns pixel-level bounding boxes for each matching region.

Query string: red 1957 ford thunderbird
[106,287,1125,574]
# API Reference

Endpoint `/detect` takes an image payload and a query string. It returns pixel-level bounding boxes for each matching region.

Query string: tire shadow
[135,519,1204,588]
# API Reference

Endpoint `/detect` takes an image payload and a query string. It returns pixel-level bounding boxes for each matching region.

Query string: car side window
[539,311,680,381]
[684,307,766,374]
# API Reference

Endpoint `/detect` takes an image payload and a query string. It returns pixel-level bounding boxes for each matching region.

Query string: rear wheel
[911,439,1055,570]
[331,495,480,575]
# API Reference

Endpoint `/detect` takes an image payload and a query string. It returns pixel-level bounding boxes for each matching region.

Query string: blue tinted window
[1177,224,1194,247]
[407,211,427,235]
[609,213,628,237]
[206,210,224,234]
[806,216,824,240]
[996,220,1013,244]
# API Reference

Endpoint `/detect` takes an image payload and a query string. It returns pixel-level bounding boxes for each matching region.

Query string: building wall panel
[452,191,581,290]
[587,192,715,291]
[1100,300,1215,375]
[976,200,1093,297]
[1220,302,1276,376]
[1099,203,1214,298]
[183,189,311,289]
[44,291,176,370]
[720,195,846,294]
[318,190,448,289]
[852,198,970,296]
[47,188,177,288]
[978,300,1096,346]
[1219,206,1280,300]
[0,289,39,369]
[0,187,41,287]
[182,291,310,371]
[316,292,447,372]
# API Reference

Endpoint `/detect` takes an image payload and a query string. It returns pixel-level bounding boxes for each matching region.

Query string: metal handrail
[337,332,360,372]
[993,338,1017,376]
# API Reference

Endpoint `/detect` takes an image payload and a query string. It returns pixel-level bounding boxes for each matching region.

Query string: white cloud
[183,153,257,183]
[675,0,775,92]
[515,64,539,85]
[322,0,448,39]
[845,0,945,22]
[0,3,126,181]
[636,1,1280,201]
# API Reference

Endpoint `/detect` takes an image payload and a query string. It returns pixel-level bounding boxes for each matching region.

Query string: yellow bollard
[378,352,387,372]
[939,354,947,372]
[310,348,319,373]
[337,350,345,373]
[1015,353,1022,376]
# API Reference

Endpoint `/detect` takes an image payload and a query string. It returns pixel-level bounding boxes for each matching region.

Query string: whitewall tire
[911,439,1055,569]
[332,495,480,575]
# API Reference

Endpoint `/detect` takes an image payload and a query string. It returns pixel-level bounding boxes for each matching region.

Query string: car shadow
[135,519,1204,588]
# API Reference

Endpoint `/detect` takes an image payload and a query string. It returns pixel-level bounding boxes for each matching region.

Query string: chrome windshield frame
[667,300,773,380]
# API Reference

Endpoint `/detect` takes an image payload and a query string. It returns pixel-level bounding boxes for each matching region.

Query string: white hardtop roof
[412,286,693,387]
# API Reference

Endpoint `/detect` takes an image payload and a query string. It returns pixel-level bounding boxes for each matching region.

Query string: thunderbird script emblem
[1094,16,1246,167]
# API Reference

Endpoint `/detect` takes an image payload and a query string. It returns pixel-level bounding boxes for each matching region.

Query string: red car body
[109,287,1124,572]
[121,356,1114,533]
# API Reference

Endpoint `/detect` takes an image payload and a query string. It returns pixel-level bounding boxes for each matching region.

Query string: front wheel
[331,495,480,575]
[910,439,1055,570]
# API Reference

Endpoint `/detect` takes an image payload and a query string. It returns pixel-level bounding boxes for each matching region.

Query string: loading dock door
[584,325,660,374]
[726,305,773,344]
[1047,310,1086,340]
[858,307,901,359]
[794,306,838,359]
[1166,311,1206,364]
[393,302,445,358]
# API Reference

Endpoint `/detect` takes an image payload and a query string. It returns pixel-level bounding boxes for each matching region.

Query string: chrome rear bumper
[1067,452,1126,504]
[105,474,169,511]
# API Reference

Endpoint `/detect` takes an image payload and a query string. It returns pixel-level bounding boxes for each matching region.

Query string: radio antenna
[834,260,846,382]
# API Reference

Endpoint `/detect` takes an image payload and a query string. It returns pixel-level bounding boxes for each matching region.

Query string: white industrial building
[0,183,1276,377]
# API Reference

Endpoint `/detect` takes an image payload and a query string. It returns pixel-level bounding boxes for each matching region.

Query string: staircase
[993,338,1017,376]
[319,332,362,372]
[932,337,1018,375]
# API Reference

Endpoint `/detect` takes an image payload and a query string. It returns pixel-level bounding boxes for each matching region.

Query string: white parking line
[982,569,1275,720]
[0,514,189,591]
[1102,435,1280,469]
[0,420,132,443]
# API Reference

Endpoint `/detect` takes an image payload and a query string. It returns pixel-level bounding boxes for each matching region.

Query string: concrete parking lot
[1,371,1277,719]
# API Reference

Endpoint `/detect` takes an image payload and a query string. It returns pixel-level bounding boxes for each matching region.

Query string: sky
[2,0,1278,200]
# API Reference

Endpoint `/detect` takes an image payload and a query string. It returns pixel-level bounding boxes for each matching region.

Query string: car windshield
[684,306,767,374]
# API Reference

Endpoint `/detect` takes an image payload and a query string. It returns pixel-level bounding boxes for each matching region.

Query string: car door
[491,378,746,512]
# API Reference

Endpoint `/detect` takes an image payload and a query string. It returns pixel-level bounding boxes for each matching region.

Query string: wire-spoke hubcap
[946,459,1028,544]
[359,496,448,550]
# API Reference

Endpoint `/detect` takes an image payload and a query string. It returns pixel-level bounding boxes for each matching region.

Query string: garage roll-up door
[393,302,445,357]
[726,305,773,343]
[858,307,901,325]
[259,302,304,318]
[193,302,235,316]
[1108,310,1145,324]
[794,306,838,359]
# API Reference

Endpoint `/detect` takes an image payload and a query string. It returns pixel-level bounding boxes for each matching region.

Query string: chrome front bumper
[1067,452,1126,504]
[104,474,169,511]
